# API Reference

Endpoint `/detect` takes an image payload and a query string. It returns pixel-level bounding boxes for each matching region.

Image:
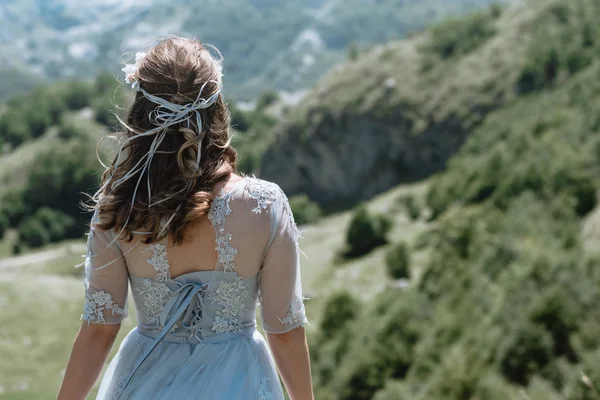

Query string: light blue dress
[81,177,308,399]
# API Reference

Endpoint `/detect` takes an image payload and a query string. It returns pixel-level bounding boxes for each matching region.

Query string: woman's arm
[258,185,313,399]
[57,323,120,400]
[58,211,129,399]
[267,327,313,400]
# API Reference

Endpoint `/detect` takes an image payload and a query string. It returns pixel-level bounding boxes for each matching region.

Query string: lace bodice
[81,177,307,337]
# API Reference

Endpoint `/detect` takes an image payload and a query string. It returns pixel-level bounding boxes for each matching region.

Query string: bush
[343,206,391,258]
[289,194,322,225]
[489,3,503,19]
[372,380,412,400]
[17,215,51,248]
[524,377,564,400]
[12,241,22,255]
[419,349,484,400]
[26,99,52,138]
[229,102,251,132]
[21,139,99,219]
[255,89,280,110]
[57,119,87,140]
[0,190,29,227]
[17,208,76,249]
[248,109,277,132]
[422,10,496,59]
[528,288,578,360]
[235,148,260,174]
[399,194,421,220]
[92,97,118,128]
[564,350,600,400]
[0,211,7,240]
[320,291,360,340]
[516,2,600,93]
[94,72,118,94]
[497,322,554,385]
[330,291,423,400]
[385,242,410,280]
[0,110,30,148]
[60,80,94,110]
[559,172,597,217]
[473,373,521,400]
[35,208,77,242]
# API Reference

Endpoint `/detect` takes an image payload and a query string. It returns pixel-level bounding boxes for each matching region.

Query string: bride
[57,37,313,400]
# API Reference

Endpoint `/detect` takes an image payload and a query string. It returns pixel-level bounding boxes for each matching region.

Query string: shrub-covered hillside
[307,0,600,398]
[260,1,532,207]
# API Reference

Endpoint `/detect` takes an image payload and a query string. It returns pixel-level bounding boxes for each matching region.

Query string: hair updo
[91,37,237,244]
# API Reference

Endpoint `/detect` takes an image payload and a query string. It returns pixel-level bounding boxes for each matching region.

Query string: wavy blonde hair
[90,37,237,244]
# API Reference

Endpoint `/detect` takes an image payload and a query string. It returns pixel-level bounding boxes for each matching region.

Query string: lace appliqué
[215,233,238,272]
[136,243,172,325]
[137,279,172,324]
[247,178,302,244]
[209,276,249,334]
[209,189,232,232]
[278,294,307,328]
[258,378,274,400]
[147,243,169,282]
[82,291,126,323]
[246,178,278,214]
[206,182,252,334]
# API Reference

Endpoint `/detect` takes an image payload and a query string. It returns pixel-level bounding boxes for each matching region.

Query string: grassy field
[0,180,429,398]
[0,270,137,399]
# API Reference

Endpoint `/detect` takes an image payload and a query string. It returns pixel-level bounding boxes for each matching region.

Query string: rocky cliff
[260,3,532,207]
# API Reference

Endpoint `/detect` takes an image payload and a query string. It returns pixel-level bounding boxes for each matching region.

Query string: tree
[344,205,391,258]
[289,194,322,225]
[21,139,99,229]
[17,215,51,248]
[385,242,410,280]
[0,110,30,148]
[256,90,280,111]
[0,211,8,240]
[320,291,360,340]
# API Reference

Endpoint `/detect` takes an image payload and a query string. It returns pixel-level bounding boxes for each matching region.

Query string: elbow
[79,322,121,345]
[266,325,306,344]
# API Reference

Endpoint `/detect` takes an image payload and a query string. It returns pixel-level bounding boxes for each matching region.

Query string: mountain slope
[0,0,501,99]
[305,0,600,398]
[260,2,528,207]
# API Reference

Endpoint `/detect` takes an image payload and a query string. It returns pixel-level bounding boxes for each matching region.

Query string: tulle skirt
[97,327,283,399]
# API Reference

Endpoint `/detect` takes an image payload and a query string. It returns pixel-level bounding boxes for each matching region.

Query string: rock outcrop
[260,7,532,207]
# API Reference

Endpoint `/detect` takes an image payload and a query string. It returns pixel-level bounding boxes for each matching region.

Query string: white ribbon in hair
[86,80,222,267]
[145,80,221,167]
[112,80,221,206]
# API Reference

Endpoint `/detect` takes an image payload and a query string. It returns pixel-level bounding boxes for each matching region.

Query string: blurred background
[1,0,600,398]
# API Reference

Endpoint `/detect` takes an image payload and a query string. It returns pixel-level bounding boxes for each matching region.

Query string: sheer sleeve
[81,211,128,324]
[258,189,308,334]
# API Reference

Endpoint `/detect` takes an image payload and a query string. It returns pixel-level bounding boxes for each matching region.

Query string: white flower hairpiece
[122,52,146,89]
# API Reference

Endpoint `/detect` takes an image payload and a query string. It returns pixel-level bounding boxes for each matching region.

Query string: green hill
[260,1,523,206]
[298,0,600,398]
